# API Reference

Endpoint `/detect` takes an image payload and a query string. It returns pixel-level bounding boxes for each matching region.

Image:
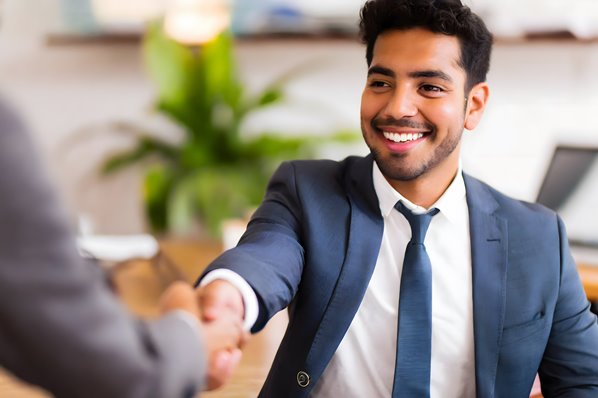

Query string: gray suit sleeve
[0,100,206,397]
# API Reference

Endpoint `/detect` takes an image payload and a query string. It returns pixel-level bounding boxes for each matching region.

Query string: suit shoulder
[465,174,558,225]
[269,156,370,205]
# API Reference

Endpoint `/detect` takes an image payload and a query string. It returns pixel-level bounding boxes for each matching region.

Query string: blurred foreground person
[0,98,245,398]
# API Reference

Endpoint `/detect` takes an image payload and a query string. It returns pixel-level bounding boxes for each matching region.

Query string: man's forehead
[372,28,464,74]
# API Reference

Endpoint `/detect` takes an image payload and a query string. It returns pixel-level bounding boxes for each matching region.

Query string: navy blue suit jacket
[203,155,598,397]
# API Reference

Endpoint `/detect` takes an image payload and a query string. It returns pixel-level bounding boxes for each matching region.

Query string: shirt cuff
[199,269,259,331]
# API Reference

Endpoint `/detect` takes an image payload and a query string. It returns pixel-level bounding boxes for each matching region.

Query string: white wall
[1,34,597,234]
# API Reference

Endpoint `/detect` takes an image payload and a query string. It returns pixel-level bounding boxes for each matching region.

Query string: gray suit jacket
[0,100,205,397]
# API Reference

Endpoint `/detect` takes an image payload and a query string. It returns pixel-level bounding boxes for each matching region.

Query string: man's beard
[366,118,462,181]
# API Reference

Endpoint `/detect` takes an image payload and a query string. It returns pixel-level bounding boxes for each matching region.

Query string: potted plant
[100,22,356,237]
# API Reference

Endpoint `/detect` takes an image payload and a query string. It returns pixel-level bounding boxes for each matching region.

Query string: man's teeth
[383,131,424,143]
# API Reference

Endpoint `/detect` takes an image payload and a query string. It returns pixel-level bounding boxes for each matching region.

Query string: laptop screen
[536,146,598,247]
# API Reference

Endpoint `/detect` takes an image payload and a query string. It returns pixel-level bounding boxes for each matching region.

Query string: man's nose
[382,86,418,120]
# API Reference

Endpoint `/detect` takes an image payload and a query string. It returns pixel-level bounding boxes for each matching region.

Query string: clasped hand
[160,280,248,390]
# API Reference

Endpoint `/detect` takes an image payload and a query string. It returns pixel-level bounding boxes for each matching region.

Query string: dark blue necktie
[392,201,439,398]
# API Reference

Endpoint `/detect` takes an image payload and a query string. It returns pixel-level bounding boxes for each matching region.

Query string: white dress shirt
[205,161,476,397]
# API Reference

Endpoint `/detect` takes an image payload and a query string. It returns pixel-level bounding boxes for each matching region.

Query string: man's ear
[464,82,489,131]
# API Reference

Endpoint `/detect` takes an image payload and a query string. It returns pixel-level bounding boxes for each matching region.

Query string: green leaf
[143,165,176,233]
[201,31,243,107]
[327,129,362,143]
[101,136,179,174]
[257,87,284,107]
[143,21,195,108]
[167,174,199,236]
[179,142,213,170]
[240,134,312,160]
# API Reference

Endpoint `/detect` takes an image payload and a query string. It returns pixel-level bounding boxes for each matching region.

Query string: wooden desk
[578,264,598,302]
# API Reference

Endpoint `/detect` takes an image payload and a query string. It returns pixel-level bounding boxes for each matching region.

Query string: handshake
[160,280,247,391]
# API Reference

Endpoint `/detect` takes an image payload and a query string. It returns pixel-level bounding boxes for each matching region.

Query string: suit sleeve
[0,101,205,398]
[538,215,598,395]
[200,161,305,333]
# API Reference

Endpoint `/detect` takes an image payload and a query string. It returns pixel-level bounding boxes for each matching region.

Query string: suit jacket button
[297,371,310,387]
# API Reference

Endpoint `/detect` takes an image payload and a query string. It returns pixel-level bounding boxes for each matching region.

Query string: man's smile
[382,131,425,143]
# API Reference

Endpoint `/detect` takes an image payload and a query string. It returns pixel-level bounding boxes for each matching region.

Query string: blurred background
[1,0,598,238]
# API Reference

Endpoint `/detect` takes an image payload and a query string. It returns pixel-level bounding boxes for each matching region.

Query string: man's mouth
[382,131,425,143]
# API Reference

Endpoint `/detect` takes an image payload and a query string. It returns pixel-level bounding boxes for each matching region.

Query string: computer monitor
[536,145,598,247]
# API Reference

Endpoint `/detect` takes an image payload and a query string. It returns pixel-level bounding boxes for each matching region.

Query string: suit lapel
[464,174,508,398]
[304,155,384,383]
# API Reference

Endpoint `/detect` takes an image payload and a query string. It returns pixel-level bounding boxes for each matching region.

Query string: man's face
[361,28,469,184]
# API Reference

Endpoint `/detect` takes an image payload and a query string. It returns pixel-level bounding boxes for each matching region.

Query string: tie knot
[394,201,439,244]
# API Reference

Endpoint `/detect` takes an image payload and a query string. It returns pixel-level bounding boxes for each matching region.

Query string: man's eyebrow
[367,66,454,84]
[367,66,395,78]
[409,70,454,83]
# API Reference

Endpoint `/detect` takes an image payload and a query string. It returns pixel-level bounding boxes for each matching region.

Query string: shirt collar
[372,160,466,223]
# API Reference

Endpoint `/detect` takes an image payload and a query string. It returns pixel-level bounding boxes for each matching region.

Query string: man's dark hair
[359,0,493,90]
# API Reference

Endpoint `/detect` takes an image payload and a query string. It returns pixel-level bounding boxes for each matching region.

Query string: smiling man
[196,0,598,397]
[361,27,488,208]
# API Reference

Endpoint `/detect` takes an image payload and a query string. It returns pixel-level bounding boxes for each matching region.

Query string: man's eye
[369,81,390,88]
[421,84,442,93]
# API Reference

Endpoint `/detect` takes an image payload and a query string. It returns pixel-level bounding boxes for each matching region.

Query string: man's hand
[196,280,245,323]
[200,315,247,390]
[195,280,249,389]
[159,281,247,391]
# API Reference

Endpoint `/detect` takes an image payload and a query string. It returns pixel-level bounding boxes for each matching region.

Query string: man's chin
[372,153,424,182]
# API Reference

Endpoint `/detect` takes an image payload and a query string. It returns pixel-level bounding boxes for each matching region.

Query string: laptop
[535,145,598,265]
